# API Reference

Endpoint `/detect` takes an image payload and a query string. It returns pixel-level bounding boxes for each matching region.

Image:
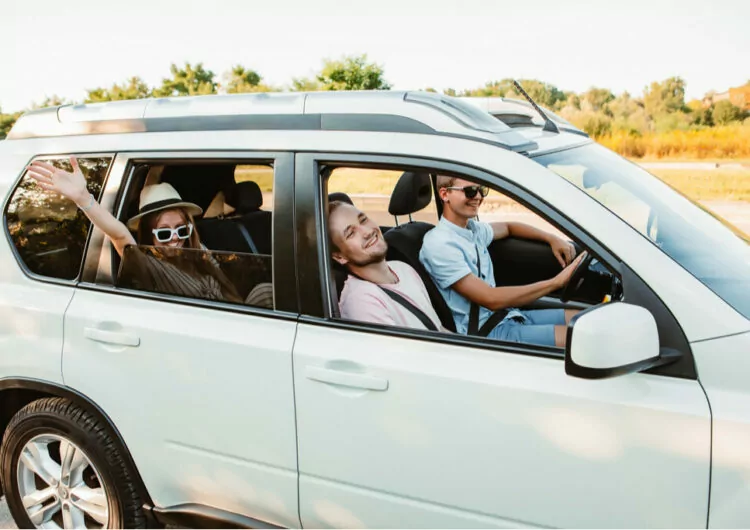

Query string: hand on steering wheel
[560,251,593,302]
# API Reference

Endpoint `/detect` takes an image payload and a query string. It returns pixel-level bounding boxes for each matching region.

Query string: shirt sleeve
[478,221,494,247]
[420,236,473,289]
[340,289,397,327]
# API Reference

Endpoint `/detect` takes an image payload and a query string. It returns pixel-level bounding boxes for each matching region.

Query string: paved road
[0,500,14,528]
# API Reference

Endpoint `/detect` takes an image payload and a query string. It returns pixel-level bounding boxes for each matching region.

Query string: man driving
[419,176,585,347]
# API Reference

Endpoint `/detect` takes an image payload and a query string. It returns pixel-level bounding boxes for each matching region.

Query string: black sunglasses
[444,185,490,199]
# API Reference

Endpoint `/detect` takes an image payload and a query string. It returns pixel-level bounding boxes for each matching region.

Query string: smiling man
[328,200,445,331]
[419,176,584,347]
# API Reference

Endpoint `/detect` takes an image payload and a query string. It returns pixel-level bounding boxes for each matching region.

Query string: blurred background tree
[222,65,278,93]
[153,62,217,97]
[85,77,151,103]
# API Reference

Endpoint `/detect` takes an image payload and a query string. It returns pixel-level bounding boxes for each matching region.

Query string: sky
[1,0,748,112]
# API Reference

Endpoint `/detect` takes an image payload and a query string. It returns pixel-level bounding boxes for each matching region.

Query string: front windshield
[535,143,750,319]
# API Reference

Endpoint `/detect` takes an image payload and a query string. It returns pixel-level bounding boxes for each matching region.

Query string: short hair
[327,200,349,252]
[436,175,457,189]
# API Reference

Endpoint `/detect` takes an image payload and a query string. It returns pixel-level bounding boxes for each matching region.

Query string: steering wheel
[560,251,594,302]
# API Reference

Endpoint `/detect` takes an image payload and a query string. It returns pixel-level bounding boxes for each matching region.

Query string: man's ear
[438,187,448,203]
[332,252,348,266]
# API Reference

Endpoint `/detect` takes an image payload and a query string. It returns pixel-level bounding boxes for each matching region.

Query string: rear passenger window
[5,156,112,280]
[114,160,275,310]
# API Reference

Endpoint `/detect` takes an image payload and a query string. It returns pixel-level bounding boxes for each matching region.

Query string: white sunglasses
[152,223,193,243]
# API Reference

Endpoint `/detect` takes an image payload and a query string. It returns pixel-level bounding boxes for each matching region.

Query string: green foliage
[643,76,687,117]
[581,87,615,113]
[222,65,277,93]
[315,54,391,91]
[85,77,151,103]
[153,62,217,97]
[712,100,745,125]
[460,79,566,109]
[0,108,22,139]
[289,77,322,92]
[32,95,69,109]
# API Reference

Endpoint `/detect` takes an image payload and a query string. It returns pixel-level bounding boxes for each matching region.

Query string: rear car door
[62,152,301,527]
[291,151,711,528]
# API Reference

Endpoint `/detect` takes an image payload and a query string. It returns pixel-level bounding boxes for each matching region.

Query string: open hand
[26,157,89,206]
[555,251,587,288]
[549,236,576,268]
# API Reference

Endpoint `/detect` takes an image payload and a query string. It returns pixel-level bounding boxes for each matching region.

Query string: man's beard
[346,246,388,267]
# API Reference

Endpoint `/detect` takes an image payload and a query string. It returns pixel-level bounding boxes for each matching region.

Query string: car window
[327,167,437,228]
[5,156,112,280]
[322,162,617,349]
[111,160,276,310]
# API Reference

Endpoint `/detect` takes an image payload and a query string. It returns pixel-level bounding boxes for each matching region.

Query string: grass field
[236,163,750,203]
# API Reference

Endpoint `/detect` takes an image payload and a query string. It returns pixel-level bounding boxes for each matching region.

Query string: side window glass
[5,156,111,280]
[114,160,275,310]
[322,163,622,350]
[327,167,437,228]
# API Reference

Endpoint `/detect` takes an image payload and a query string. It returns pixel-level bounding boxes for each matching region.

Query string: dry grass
[597,125,750,160]
[648,168,750,202]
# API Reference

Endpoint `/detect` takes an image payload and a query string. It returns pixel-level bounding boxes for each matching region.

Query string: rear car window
[5,156,112,280]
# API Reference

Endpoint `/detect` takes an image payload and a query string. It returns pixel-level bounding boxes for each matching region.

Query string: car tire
[0,397,147,529]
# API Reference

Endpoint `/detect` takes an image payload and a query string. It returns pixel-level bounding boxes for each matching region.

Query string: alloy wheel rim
[16,434,109,529]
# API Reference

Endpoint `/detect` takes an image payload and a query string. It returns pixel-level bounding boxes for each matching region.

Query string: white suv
[0,91,748,529]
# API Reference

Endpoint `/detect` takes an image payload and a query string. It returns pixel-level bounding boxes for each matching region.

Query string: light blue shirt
[419,217,524,334]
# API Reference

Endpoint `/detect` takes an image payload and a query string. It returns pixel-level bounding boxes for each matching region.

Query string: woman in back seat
[26,157,272,307]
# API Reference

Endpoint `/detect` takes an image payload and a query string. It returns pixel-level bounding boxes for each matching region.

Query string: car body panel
[692,331,750,528]
[293,323,711,528]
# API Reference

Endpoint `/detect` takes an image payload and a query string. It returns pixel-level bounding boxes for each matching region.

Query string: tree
[0,108,22,139]
[581,87,615,113]
[85,76,151,103]
[153,63,217,97]
[461,79,566,109]
[289,77,321,91]
[712,100,744,125]
[222,65,277,93]
[643,77,687,118]
[32,95,69,109]
[314,54,391,91]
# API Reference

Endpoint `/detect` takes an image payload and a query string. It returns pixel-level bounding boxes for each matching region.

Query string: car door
[62,152,301,528]
[291,152,711,528]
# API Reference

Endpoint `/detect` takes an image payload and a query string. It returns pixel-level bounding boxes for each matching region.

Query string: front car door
[62,151,300,527]
[291,143,714,528]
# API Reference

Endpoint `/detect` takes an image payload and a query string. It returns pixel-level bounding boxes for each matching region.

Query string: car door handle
[83,327,140,347]
[305,366,388,391]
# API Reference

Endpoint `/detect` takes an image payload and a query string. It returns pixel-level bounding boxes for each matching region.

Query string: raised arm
[452,252,586,311]
[26,157,136,257]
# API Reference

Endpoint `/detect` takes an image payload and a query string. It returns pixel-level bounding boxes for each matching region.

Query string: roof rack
[7,91,539,151]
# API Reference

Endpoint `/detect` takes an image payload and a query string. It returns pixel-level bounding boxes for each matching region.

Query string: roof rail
[7,91,539,151]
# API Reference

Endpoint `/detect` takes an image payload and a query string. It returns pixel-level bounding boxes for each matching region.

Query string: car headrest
[160,164,235,213]
[226,181,263,214]
[388,171,432,216]
[328,192,354,205]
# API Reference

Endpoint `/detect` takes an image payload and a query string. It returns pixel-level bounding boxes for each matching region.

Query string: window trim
[2,152,116,285]
[294,152,697,380]
[80,150,298,317]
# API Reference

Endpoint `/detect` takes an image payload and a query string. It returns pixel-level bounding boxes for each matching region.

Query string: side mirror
[565,302,681,379]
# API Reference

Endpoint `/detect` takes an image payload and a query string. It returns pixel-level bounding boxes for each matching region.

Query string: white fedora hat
[127,183,203,230]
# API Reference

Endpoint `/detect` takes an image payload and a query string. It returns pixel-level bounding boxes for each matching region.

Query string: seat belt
[235,222,259,254]
[347,271,439,332]
[468,245,509,337]
[379,288,439,332]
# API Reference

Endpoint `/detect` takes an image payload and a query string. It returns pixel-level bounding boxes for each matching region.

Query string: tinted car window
[117,245,273,309]
[5,157,112,280]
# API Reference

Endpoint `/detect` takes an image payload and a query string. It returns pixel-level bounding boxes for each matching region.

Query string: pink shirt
[339,261,445,331]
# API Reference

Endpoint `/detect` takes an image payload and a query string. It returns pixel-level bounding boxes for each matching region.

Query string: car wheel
[0,397,147,529]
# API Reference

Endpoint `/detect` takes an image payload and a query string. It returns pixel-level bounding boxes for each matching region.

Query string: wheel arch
[0,377,156,518]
